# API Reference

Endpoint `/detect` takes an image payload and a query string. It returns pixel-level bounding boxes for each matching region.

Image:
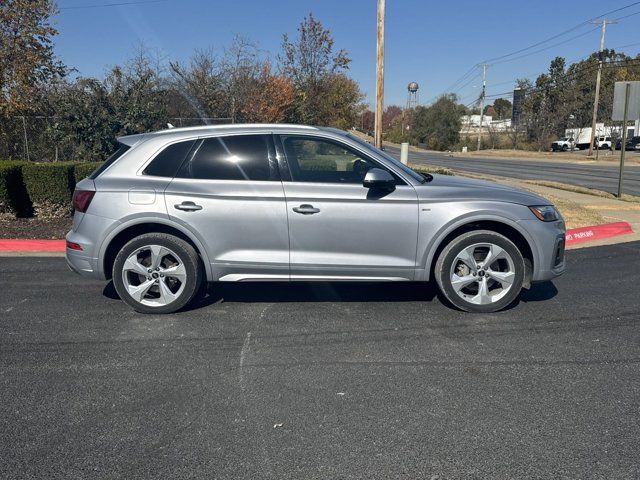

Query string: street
[1,242,640,478]
[386,146,640,197]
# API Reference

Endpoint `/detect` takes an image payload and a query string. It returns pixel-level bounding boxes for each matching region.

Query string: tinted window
[89,144,130,180]
[143,140,196,177]
[282,136,397,184]
[177,135,274,181]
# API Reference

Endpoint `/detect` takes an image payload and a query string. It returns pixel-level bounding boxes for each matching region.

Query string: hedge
[74,162,101,183]
[0,161,31,217]
[0,161,102,218]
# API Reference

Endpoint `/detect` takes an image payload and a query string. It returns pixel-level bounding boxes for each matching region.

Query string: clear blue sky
[54,0,640,108]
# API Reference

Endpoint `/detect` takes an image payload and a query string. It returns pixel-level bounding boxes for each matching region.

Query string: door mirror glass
[363,168,395,190]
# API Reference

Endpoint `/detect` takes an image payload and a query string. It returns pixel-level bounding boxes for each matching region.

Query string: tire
[562,145,568,152]
[112,233,203,314]
[434,230,525,313]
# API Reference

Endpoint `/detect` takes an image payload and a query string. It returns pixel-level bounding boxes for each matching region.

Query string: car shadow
[103,280,557,312]
[519,281,558,303]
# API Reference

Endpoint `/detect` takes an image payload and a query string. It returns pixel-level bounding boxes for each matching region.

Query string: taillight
[66,240,83,251]
[72,190,95,213]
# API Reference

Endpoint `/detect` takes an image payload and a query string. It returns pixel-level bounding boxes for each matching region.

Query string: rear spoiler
[116,133,149,147]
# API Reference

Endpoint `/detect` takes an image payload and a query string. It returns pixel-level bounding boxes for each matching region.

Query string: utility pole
[588,18,616,157]
[476,64,487,151]
[374,0,385,149]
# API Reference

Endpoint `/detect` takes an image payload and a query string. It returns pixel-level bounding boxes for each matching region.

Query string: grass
[524,180,640,203]
[542,194,606,230]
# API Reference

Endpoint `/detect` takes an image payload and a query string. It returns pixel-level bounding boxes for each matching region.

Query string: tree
[410,95,461,150]
[492,98,512,120]
[382,105,403,130]
[170,49,226,121]
[241,62,293,123]
[220,35,262,123]
[279,13,354,125]
[0,0,66,116]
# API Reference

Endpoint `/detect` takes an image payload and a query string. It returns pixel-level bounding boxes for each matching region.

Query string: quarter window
[281,136,396,184]
[177,135,274,181]
[143,140,196,177]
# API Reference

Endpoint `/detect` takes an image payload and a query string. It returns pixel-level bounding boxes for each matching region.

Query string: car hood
[415,174,550,206]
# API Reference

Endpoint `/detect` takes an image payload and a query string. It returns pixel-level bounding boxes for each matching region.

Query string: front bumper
[518,219,566,282]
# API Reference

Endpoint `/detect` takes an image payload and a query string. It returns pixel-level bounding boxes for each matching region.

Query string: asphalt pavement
[1,242,640,479]
[386,146,640,197]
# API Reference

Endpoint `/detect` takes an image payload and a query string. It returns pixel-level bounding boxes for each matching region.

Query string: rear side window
[176,135,275,181]
[143,140,196,177]
[89,144,130,179]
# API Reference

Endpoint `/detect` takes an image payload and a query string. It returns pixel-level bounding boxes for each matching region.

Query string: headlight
[529,205,560,222]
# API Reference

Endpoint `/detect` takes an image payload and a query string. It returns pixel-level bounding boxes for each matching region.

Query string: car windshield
[346,133,427,183]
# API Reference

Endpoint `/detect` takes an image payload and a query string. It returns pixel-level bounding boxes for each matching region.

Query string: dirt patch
[0,217,72,239]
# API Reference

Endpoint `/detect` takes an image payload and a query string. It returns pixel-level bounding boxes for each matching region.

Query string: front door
[277,134,419,280]
[165,134,289,281]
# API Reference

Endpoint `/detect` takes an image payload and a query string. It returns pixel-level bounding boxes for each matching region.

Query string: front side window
[177,135,275,181]
[281,136,396,184]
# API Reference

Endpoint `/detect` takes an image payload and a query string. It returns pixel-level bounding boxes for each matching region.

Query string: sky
[53,0,640,108]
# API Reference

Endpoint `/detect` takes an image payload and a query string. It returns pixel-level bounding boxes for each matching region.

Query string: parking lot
[1,241,639,479]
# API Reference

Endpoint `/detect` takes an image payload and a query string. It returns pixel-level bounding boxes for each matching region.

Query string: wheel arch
[99,218,212,281]
[421,216,535,285]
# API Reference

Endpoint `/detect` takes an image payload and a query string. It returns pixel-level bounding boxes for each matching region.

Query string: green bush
[22,162,76,218]
[73,162,102,183]
[0,160,31,217]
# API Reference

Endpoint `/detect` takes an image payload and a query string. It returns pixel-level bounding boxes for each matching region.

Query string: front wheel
[112,233,203,314]
[434,230,525,313]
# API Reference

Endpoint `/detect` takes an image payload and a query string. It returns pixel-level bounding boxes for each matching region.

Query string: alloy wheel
[449,242,516,306]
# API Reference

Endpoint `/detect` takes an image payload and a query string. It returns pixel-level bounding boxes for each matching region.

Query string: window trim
[275,134,407,186]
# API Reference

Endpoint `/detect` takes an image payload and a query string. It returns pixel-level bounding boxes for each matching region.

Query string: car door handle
[174,201,203,212]
[293,204,320,215]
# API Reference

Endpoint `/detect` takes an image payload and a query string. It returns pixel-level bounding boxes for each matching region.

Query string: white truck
[550,137,576,151]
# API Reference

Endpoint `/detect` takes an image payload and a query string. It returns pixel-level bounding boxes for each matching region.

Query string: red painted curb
[565,222,633,245]
[0,221,634,251]
[0,239,66,252]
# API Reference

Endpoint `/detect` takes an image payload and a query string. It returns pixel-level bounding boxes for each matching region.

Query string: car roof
[117,123,327,146]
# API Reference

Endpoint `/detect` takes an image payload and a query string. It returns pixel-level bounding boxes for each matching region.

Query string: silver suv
[66,124,566,313]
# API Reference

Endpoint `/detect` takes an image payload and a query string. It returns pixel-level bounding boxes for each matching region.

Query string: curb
[0,239,66,252]
[0,221,634,253]
[565,222,633,246]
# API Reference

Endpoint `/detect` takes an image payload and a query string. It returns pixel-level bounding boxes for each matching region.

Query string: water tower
[406,82,419,109]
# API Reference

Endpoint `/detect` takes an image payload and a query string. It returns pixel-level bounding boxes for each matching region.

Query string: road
[1,243,640,479]
[386,146,640,196]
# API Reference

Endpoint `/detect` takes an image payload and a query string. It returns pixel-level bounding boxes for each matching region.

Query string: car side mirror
[363,168,395,191]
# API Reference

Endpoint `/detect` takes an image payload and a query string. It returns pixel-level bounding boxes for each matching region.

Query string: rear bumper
[65,247,100,278]
[65,212,119,280]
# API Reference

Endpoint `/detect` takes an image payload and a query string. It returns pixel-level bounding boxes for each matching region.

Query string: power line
[491,26,600,66]
[482,1,640,64]
[434,1,640,100]
[58,0,168,10]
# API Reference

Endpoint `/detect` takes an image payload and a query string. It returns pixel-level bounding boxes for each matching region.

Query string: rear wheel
[112,233,203,314]
[434,230,525,313]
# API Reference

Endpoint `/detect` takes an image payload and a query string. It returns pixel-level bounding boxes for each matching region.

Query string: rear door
[164,134,289,280]
[276,134,419,280]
